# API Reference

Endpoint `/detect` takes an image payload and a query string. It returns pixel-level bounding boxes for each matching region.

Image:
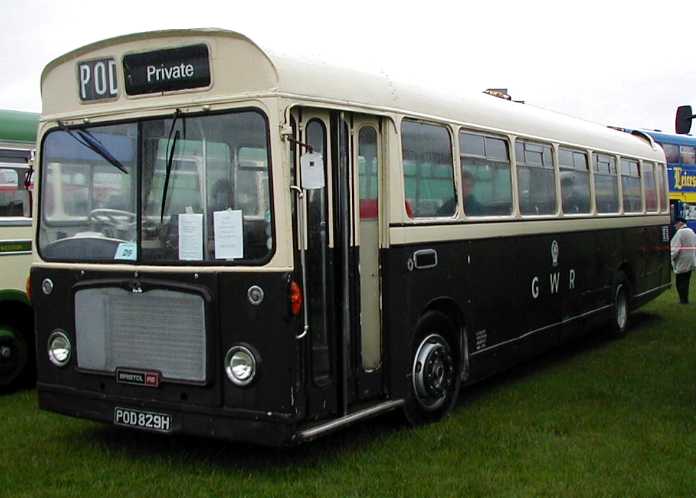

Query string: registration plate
[114,407,172,433]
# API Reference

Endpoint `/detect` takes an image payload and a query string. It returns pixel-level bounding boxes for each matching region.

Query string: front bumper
[38,383,297,447]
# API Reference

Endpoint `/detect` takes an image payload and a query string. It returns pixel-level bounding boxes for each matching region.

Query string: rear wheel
[404,312,461,425]
[0,325,29,390]
[609,272,629,338]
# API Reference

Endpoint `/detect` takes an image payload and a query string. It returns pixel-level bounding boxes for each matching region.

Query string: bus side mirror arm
[290,185,310,340]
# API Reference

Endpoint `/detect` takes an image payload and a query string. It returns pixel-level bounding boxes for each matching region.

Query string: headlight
[47,330,71,367]
[224,345,257,386]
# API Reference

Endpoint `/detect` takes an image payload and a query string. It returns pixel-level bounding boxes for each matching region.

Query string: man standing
[670,217,696,304]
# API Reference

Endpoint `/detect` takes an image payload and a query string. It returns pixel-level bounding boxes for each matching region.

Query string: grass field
[2,281,696,498]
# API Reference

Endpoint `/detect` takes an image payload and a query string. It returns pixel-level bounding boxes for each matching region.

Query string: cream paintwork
[40,29,666,166]
[389,214,670,246]
[353,117,383,371]
[0,223,32,292]
[36,29,669,273]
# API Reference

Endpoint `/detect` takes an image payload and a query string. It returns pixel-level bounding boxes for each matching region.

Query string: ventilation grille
[75,287,206,382]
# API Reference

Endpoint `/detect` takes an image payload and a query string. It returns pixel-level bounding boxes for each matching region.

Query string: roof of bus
[634,129,696,147]
[41,28,664,162]
[0,109,39,144]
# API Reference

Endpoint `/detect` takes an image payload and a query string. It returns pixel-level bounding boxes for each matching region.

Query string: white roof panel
[41,28,663,162]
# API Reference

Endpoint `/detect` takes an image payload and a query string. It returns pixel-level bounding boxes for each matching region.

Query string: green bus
[0,109,38,389]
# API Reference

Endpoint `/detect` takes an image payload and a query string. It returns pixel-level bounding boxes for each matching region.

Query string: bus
[0,109,38,389]
[629,130,696,232]
[31,29,671,445]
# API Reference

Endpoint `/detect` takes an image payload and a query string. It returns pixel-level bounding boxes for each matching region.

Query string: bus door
[293,109,336,419]
[292,109,384,420]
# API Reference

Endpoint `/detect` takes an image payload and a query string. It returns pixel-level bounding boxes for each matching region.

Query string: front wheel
[404,312,461,425]
[0,325,29,390]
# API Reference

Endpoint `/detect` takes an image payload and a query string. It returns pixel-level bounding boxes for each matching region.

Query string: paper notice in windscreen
[214,210,243,260]
[178,213,203,261]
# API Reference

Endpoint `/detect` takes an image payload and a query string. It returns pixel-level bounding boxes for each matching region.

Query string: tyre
[0,325,29,390]
[609,272,629,338]
[404,311,461,425]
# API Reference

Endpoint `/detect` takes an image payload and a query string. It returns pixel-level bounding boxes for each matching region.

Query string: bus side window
[459,131,512,217]
[401,119,456,218]
[643,161,658,213]
[559,148,590,214]
[593,153,619,213]
[620,158,641,213]
[680,145,696,165]
[656,163,667,212]
[0,168,29,217]
[358,127,378,219]
[515,140,556,215]
[662,143,679,163]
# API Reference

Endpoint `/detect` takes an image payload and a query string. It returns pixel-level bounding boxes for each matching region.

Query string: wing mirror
[676,105,694,135]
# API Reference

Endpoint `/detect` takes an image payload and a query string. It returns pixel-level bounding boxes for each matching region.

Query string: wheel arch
[0,290,34,337]
[421,297,470,382]
[0,289,35,388]
[616,261,635,300]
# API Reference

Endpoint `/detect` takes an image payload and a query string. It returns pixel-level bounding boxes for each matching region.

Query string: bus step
[296,399,404,442]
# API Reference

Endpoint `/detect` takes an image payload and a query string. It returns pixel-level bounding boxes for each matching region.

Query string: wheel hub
[0,345,11,360]
[412,334,455,411]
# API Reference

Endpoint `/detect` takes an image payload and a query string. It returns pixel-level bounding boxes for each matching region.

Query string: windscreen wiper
[160,110,182,222]
[57,122,128,174]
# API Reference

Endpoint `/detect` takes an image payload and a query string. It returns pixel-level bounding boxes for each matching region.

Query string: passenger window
[358,127,379,220]
[680,146,696,165]
[662,143,679,163]
[656,163,667,212]
[459,131,512,216]
[620,158,642,213]
[559,148,590,214]
[643,161,658,213]
[515,140,556,215]
[593,153,619,213]
[0,167,30,218]
[401,120,456,218]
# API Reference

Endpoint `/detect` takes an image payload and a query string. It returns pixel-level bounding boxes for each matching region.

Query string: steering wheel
[87,208,137,230]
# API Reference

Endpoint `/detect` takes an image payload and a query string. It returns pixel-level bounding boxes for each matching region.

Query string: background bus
[0,109,38,389]
[613,128,696,232]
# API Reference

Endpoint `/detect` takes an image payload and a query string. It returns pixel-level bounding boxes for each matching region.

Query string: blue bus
[613,128,696,232]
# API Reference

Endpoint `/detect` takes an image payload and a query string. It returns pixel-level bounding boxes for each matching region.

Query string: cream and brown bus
[32,29,670,445]
[0,109,38,389]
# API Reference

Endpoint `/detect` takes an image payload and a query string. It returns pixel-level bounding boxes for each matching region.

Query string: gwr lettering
[550,272,561,294]
[531,269,576,299]
[146,63,195,83]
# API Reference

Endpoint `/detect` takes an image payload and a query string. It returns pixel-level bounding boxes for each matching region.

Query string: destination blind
[123,44,211,95]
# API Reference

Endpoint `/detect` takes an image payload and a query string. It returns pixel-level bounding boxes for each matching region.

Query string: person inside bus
[560,173,589,214]
[438,170,482,216]
[670,217,696,304]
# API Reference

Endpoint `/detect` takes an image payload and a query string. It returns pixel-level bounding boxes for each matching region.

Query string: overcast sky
[1,0,694,133]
